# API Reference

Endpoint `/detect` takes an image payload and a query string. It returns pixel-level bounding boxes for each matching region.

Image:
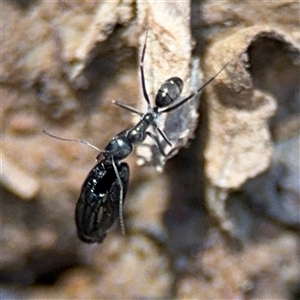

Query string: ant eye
[155,77,184,108]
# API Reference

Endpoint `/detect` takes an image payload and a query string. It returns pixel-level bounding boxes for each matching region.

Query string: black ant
[44,31,227,243]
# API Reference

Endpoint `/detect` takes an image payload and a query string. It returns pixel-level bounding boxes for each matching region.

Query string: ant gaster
[45,30,228,243]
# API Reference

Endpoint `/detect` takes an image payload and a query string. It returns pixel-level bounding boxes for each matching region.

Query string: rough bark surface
[1,1,299,299]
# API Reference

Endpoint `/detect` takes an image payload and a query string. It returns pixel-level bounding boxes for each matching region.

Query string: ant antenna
[159,61,229,114]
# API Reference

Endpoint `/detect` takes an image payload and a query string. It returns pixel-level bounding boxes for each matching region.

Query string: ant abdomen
[155,77,184,108]
[75,161,129,243]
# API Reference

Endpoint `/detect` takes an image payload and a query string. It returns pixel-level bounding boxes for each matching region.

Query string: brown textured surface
[1,1,299,299]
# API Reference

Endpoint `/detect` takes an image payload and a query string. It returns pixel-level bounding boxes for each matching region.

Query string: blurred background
[1,1,299,299]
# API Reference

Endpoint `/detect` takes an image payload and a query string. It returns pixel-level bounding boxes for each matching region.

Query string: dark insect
[43,30,227,243]
[74,31,228,243]
[76,161,129,243]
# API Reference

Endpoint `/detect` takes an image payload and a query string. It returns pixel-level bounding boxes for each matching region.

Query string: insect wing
[75,161,129,243]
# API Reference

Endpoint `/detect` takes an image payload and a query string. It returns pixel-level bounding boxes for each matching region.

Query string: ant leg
[153,124,172,147]
[140,29,152,108]
[42,130,101,152]
[146,131,169,157]
[112,100,143,117]
[111,157,126,235]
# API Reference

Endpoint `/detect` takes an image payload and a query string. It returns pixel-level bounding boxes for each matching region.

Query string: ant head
[155,77,184,108]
